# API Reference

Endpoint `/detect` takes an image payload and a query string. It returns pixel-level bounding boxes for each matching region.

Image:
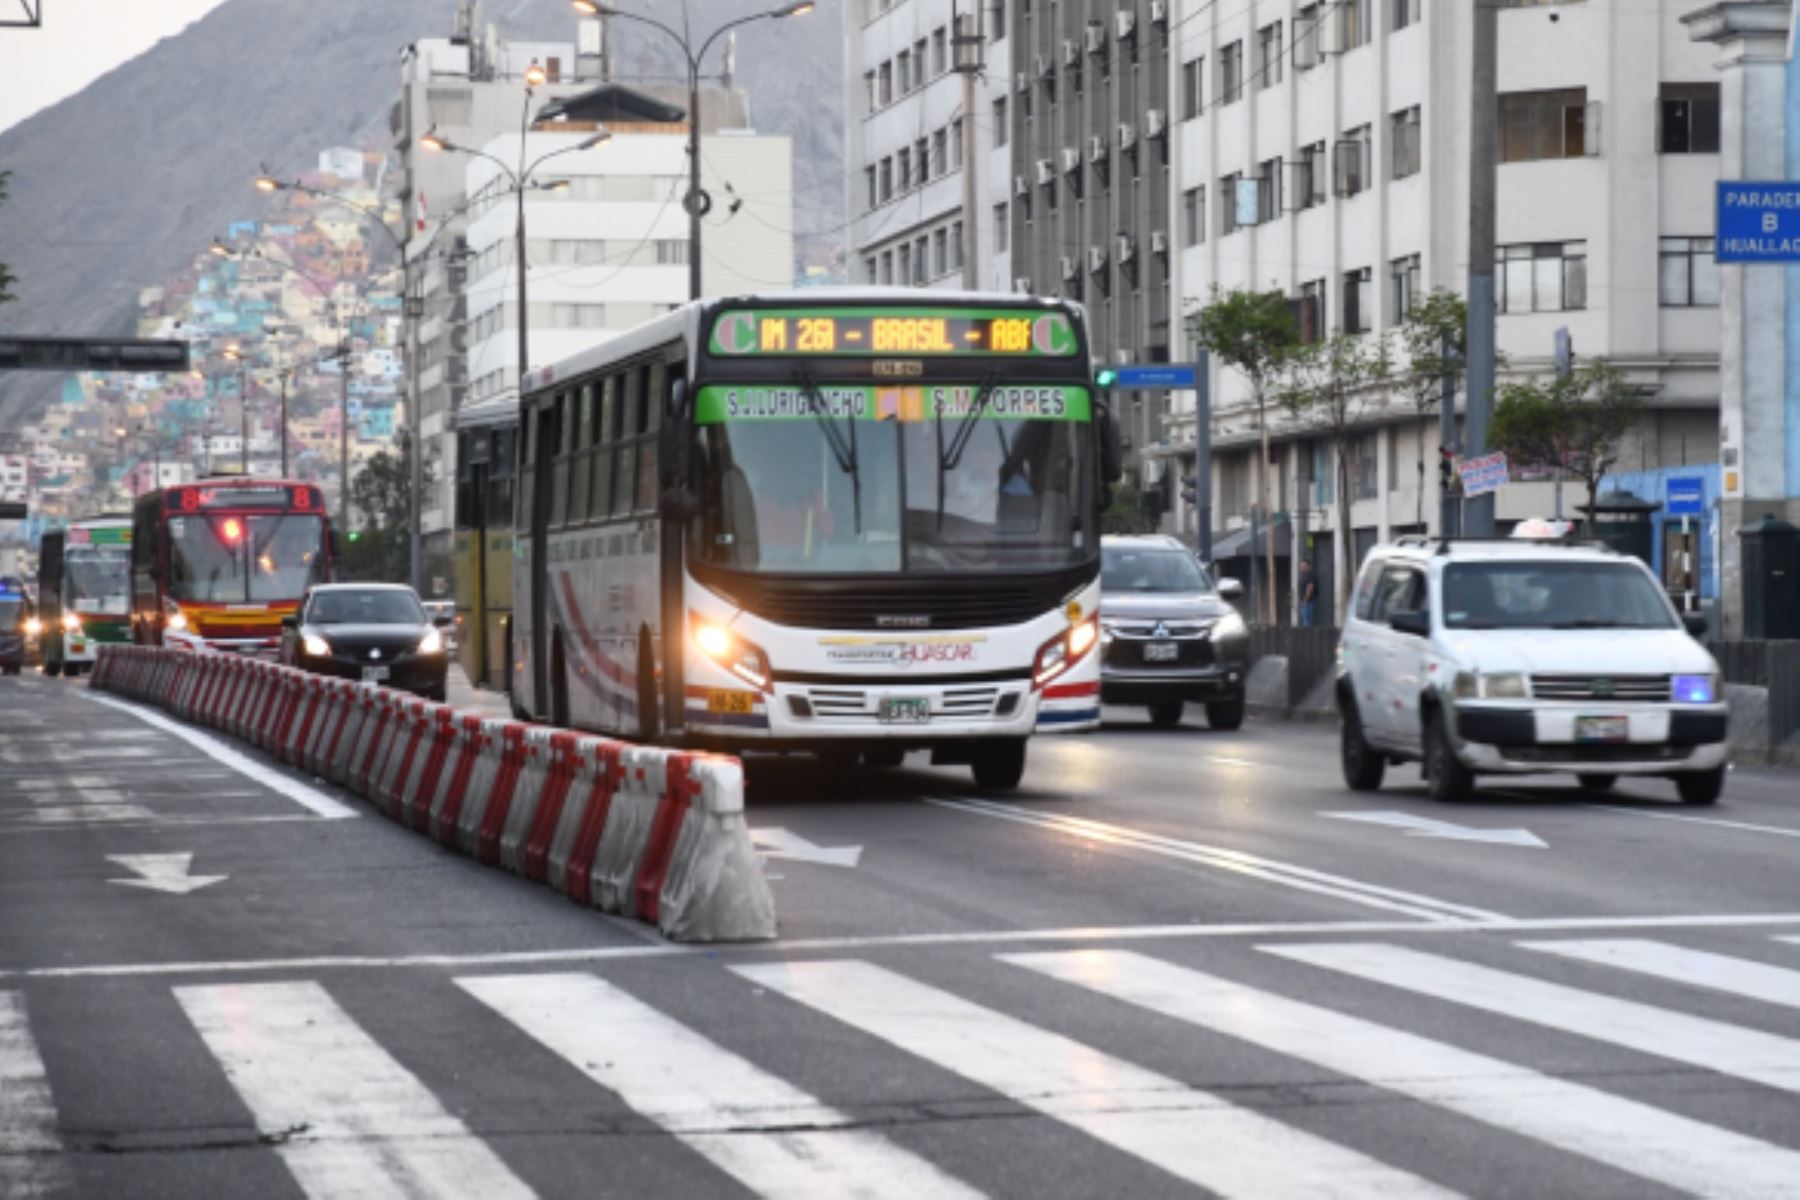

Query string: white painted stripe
[1588,804,1800,839]
[176,981,532,1199]
[1268,943,1800,1096]
[1524,939,1800,1009]
[86,692,356,819]
[735,959,1456,1199]
[457,972,979,1199]
[928,795,1506,923]
[1011,948,1800,1199]
[0,992,63,1197]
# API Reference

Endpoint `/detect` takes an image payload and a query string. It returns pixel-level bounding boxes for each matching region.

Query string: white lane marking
[928,795,1506,923]
[458,973,978,1199]
[736,959,1457,1200]
[1269,943,1800,1097]
[0,992,63,1198]
[0,814,328,837]
[1523,939,1800,1009]
[1012,948,1800,1199]
[1322,810,1547,849]
[85,692,356,820]
[749,827,864,868]
[106,853,228,895]
[1587,804,1800,840]
[176,981,533,1200]
[1,805,156,825]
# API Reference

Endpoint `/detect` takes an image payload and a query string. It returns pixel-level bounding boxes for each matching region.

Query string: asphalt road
[5,668,1800,1198]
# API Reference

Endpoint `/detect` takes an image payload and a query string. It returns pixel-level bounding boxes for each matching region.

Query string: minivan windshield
[1443,560,1678,630]
[1102,547,1211,594]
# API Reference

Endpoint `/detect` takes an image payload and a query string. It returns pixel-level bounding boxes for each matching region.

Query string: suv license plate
[1576,715,1628,743]
[362,666,391,683]
[1144,641,1179,662]
[879,696,930,724]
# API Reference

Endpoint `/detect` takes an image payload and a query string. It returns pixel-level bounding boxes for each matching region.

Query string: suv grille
[1531,674,1671,703]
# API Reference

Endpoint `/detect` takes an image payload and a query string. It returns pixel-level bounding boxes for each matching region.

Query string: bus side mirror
[1099,403,1124,485]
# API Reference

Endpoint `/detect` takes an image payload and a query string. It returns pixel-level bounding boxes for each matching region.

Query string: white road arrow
[106,853,229,894]
[750,827,864,869]
[1322,810,1547,849]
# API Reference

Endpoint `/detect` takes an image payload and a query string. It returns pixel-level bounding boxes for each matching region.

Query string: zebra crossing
[8,932,1800,1198]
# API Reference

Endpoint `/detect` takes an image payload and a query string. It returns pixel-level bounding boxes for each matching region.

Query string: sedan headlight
[1453,670,1529,700]
[302,633,332,658]
[1210,611,1248,641]
[417,626,444,655]
[1672,673,1718,705]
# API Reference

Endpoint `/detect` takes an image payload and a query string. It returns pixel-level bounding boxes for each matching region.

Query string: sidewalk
[445,663,511,718]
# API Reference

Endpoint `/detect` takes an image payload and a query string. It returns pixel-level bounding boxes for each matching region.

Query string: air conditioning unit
[1149,0,1168,26]
[1084,25,1107,55]
[1035,159,1056,186]
[1014,276,1033,293]
[1145,109,1167,139]
[1061,39,1080,67]
[1014,174,1031,197]
[1034,53,1051,78]
[1088,135,1108,164]
[1117,123,1138,151]
[1115,10,1136,40]
[1016,71,1030,94]
[1149,229,1169,256]
[1116,233,1137,263]
[1087,246,1108,274]
[1060,255,1079,281]
[1062,147,1083,173]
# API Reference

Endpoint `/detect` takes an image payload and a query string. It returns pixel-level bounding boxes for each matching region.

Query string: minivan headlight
[1454,670,1528,700]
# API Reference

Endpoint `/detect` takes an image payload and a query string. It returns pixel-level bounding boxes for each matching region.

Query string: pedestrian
[1298,559,1318,627]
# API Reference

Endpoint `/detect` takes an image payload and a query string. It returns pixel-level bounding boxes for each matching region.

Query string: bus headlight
[61,612,82,634]
[24,616,42,637]
[417,626,444,655]
[303,634,332,658]
[166,610,188,632]
[692,618,771,691]
[1033,616,1100,689]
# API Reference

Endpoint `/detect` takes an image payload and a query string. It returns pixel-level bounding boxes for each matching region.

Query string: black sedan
[281,584,450,701]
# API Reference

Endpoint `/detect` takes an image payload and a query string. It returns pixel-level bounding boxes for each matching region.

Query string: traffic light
[1095,367,1117,390]
[346,530,361,543]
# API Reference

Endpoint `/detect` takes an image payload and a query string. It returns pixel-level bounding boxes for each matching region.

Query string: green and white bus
[39,516,133,676]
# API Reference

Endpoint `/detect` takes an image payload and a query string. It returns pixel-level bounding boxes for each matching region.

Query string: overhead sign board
[0,337,191,373]
[1666,476,1706,517]
[1457,451,1509,498]
[1716,182,1800,263]
[1111,364,1199,390]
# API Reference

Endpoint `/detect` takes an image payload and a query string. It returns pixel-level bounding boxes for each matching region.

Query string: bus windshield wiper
[935,369,1003,529]
[793,367,862,533]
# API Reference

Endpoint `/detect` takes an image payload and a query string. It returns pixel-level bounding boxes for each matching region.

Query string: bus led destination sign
[709,308,1078,357]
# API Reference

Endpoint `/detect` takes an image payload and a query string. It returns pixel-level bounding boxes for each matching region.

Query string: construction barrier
[86,645,775,942]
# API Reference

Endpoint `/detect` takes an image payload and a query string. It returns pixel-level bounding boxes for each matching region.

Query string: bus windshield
[167,513,325,604]
[66,549,131,615]
[691,383,1093,574]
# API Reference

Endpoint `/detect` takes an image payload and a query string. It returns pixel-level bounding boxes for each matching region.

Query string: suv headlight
[1672,673,1719,704]
[1210,611,1247,641]
[417,626,444,655]
[1453,670,1529,700]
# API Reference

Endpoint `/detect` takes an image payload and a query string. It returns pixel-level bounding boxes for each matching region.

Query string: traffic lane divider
[84,646,777,943]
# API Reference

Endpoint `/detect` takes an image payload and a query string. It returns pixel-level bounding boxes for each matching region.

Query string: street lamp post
[572,1,815,301]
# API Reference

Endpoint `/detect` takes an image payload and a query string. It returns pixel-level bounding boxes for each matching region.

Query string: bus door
[529,396,562,718]
[660,374,689,738]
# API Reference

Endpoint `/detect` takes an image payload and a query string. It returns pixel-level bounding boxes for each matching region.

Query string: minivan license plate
[362,666,390,683]
[1144,642,1179,662]
[879,696,930,724]
[1576,715,1628,743]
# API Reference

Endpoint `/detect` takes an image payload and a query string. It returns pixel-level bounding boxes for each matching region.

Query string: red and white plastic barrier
[86,645,775,942]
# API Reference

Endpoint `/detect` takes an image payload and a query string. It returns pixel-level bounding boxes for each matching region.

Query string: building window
[930,131,946,179]
[1181,56,1203,121]
[897,243,912,286]
[914,38,928,86]
[915,236,930,284]
[1295,4,1322,70]
[1342,0,1372,49]
[1390,106,1421,180]
[1298,141,1328,208]
[1258,157,1283,223]
[1257,23,1283,89]
[1499,241,1587,313]
[1219,174,1241,235]
[993,97,1009,147]
[916,137,931,184]
[1298,279,1327,341]
[1499,88,1589,161]
[1659,237,1720,307]
[1335,126,1371,197]
[897,148,912,191]
[951,119,964,168]
[1660,83,1720,154]
[932,26,948,75]
[1391,0,1421,30]
[951,220,965,270]
[896,50,911,94]
[994,202,1010,252]
[865,166,877,211]
[1183,185,1205,246]
[1354,433,1380,500]
[863,70,877,116]
[879,157,893,202]
[865,257,877,283]
[879,61,892,106]
[880,251,893,284]
[1390,253,1421,323]
[1310,440,1336,505]
[988,0,1005,42]
[1343,267,1373,334]
[1219,41,1243,105]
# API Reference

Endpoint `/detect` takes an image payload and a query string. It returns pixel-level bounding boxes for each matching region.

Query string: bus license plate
[879,697,930,724]
[362,666,390,683]
[706,689,754,715]
[1144,642,1179,662]
[1576,715,1628,743]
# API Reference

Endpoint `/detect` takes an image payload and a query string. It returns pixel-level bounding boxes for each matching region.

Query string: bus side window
[636,362,664,512]
[590,375,616,522]
[612,369,640,518]
[491,426,515,532]
[518,408,537,530]
[552,391,576,527]
[570,384,595,529]
[454,430,474,531]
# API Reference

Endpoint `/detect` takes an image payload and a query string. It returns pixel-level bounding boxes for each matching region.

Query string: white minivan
[1336,537,1729,805]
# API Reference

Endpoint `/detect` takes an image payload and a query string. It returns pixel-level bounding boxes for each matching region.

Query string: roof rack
[1430,536,1613,556]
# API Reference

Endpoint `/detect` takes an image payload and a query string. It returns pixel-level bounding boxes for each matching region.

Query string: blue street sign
[1716,182,1800,263]
[1666,476,1705,517]
[1111,364,1199,390]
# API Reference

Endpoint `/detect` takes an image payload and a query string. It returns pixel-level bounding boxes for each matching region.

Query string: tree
[0,172,16,307]
[1490,361,1643,530]
[1396,290,1467,526]
[343,431,430,582]
[1102,473,1161,535]
[1191,287,1300,624]
[1277,333,1394,615]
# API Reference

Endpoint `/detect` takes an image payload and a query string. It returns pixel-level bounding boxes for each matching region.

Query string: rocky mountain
[0,0,845,429]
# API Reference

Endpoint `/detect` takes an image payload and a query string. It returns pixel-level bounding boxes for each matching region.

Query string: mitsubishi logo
[370,649,382,661]
[1153,622,1169,638]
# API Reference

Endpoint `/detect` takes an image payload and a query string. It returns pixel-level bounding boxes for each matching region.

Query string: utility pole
[1196,350,1213,566]
[1553,325,1572,522]
[238,363,249,475]
[955,8,983,289]
[404,259,422,592]
[1463,0,1499,537]
[278,371,289,478]
[337,339,351,533]
[1439,331,1460,538]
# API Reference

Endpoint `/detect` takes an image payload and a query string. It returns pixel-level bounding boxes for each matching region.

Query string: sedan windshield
[168,514,325,604]
[1103,548,1210,593]
[0,599,20,628]
[308,590,424,626]
[1443,560,1678,630]
[691,383,1093,575]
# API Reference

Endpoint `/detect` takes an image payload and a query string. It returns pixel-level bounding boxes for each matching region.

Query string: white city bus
[511,291,1120,789]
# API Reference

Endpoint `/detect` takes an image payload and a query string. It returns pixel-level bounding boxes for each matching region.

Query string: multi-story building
[845,0,1013,292]
[1170,0,1723,622]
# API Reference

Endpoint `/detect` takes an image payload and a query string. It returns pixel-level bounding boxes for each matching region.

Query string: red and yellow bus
[131,479,336,656]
